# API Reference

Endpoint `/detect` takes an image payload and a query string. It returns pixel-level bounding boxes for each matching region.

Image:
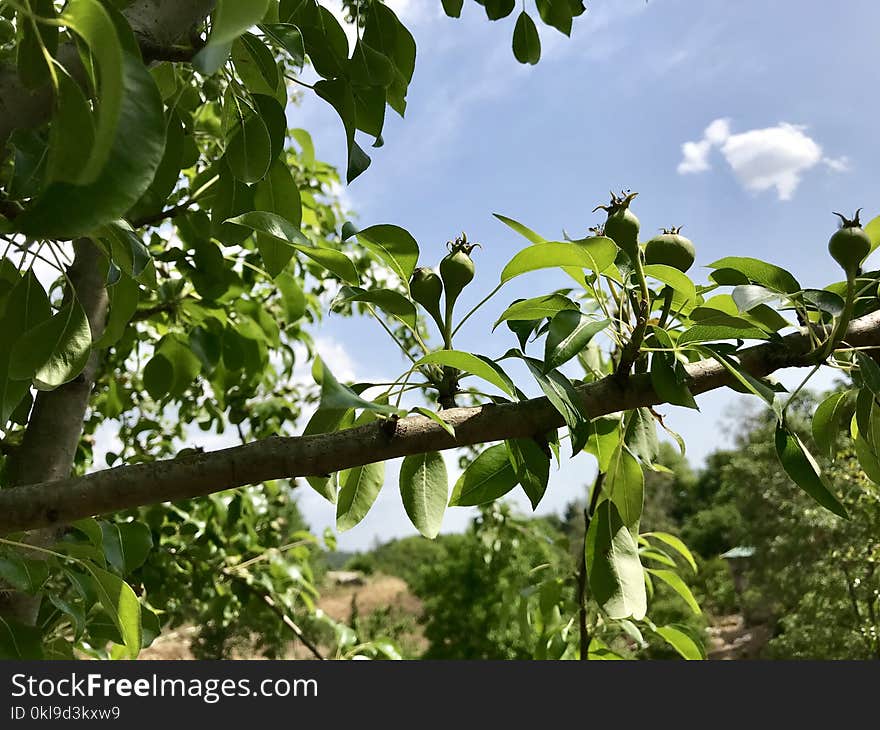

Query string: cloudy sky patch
[678,118,848,200]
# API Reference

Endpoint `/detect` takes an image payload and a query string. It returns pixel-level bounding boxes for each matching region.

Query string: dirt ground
[139,574,425,660]
[139,576,766,660]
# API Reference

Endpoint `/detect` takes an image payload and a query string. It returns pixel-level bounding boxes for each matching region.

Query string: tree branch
[0,0,216,147]
[1,312,879,536]
[1,240,108,623]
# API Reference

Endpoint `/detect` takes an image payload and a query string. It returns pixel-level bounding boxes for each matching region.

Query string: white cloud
[313,336,357,382]
[823,155,851,173]
[677,118,847,201]
[677,139,713,175]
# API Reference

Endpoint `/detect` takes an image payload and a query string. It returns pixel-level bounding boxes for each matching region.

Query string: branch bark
[0,0,215,147]
[1,311,879,536]
[1,240,108,622]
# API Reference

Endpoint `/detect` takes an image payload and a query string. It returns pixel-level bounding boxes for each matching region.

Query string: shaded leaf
[449,444,518,506]
[775,423,848,518]
[400,452,448,538]
[584,500,647,620]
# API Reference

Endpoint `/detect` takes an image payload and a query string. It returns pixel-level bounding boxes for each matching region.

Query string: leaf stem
[451,282,504,339]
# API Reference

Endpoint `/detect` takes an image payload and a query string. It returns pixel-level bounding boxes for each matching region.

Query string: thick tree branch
[0,0,215,147]
[1,240,108,623]
[1,312,879,536]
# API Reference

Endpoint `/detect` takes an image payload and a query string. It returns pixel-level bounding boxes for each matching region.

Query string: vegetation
[0,0,878,660]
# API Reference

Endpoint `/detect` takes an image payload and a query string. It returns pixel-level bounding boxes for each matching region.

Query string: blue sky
[285,0,880,550]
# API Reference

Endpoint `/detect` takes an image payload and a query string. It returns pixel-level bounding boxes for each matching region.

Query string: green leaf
[865,214,880,253]
[605,445,644,531]
[585,417,621,472]
[449,444,519,506]
[441,0,465,17]
[506,437,551,509]
[535,0,585,36]
[228,211,359,283]
[16,46,165,238]
[97,221,152,279]
[0,617,43,659]
[731,284,778,313]
[209,0,270,46]
[639,548,677,568]
[337,461,386,531]
[512,12,541,64]
[654,624,704,660]
[224,102,272,183]
[345,224,420,287]
[415,350,516,398]
[853,430,880,486]
[584,500,647,620]
[587,637,625,660]
[544,312,609,371]
[803,288,844,318]
[647,569,701,614]
[812,390,854,459]
[10,299,92,389]
[501,240,617,282]
[857,352,880,399]
[699,345,781,417]
[643,532,698,573]
[84,564,141,659]
[314,78,371,183]
[412,407,456,437]
[775,423,848,518]
[650,349,698,410]
[624,408,660,467]
[276,272,306,323]
[143,353,173,401]
[59,0,123,183]
[46,67,96,184]
[0,554,49,592]
[333,287,417,330]
[524,357,589,451]
[708,256,801,294]
[316,357,402,417]
[254,161,302,227]
[260,23,305,70]
[361,3,415,116]
[400,452,448,539]
[679,323,770,345]
[17,0,57,89]
[482,0,516,20]
[494,294,576,328]
[643,264,696,304]
[72,518,104,548]
[283,0,350,79]
[97,274,140,348]
[100,522,153,575]
[0,271,50,422]
[233,33,279,96]
[493,213,547,244]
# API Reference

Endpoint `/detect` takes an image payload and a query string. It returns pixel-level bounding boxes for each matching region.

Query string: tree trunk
[0,240,108,624]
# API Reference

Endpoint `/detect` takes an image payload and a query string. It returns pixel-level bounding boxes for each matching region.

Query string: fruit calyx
[592,189,639,216]
[832,209,863,229]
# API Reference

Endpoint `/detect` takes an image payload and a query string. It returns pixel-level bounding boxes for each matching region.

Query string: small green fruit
[645,226,696,273]
[440,233,478,306]
[594,191,640,262]
[828,210,871,279]
[410,267,444,327]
